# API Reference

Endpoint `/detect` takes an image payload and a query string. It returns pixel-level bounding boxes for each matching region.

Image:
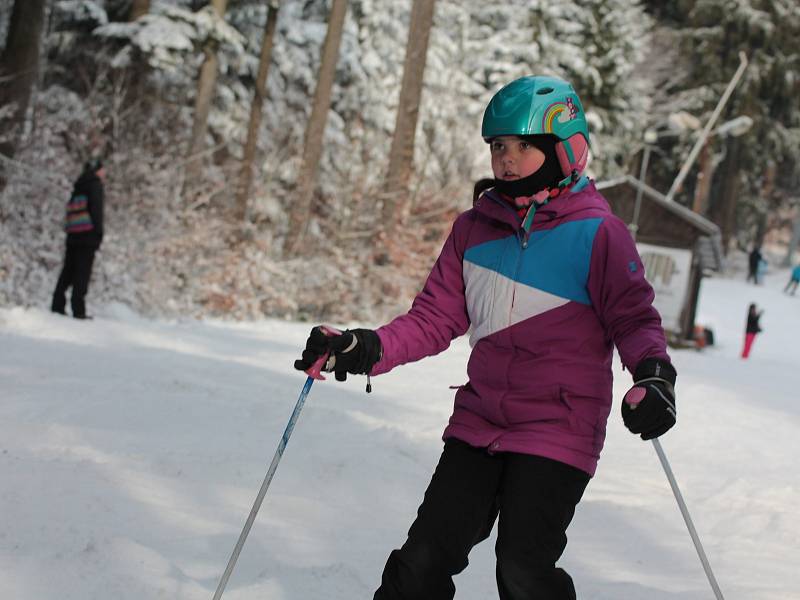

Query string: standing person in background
[51,158,105,319]
[784,264,800,295]
[741,303,763,359]
[747,245,762,284]
[294,76,676,600]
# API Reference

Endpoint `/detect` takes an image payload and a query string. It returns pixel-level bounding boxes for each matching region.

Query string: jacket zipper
[485,194,547,328]
[509,203,541,327]
[509,233,524,327]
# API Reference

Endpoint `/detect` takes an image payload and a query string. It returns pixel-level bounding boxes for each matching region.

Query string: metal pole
[630,144,652,241]
[651,438,726,600]
[665,51,748,202]
[212,375,316,600]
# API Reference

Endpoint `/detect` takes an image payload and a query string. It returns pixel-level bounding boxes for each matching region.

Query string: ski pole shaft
[212,326,341,600]
[212,375,316,600]
[650,438,725,600]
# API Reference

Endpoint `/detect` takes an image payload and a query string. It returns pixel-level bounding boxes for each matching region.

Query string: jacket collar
[474,176,592,231]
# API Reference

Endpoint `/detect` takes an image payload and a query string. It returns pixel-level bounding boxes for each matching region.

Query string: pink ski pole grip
[624,386,646,408]
[305,325,343,381]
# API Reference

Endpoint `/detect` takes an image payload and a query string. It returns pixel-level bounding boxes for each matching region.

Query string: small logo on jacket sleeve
[629,261,638,273]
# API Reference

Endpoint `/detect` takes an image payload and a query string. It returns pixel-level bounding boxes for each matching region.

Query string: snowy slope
[1,269,798,600]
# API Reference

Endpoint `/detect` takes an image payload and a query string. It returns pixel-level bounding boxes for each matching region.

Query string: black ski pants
[51,244,96,318]
[374,438,590,600]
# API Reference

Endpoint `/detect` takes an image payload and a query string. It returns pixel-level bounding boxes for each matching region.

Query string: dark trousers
[374,439,590,600]
[51,245,96,318]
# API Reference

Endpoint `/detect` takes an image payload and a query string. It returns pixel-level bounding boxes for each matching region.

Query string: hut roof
[596,175,723,271]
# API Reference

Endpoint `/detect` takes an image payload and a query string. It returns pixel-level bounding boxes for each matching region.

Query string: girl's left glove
[293,326,382,381]
[621,358,677,440]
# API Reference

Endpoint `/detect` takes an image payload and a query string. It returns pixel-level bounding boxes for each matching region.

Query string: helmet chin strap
[494,168,581,208]
[516,170,581,236]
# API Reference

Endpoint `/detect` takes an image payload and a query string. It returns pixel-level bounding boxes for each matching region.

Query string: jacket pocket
[559,390,608,438]
[502,384,563,426]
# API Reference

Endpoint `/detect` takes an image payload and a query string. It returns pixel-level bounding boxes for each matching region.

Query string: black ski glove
[621,357,677,440]
[293,326,382,382]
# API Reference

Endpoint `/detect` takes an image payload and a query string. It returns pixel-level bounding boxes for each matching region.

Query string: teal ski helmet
[482,76,590,187]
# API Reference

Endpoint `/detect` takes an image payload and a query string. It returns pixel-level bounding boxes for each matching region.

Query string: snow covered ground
[1,268,798,600]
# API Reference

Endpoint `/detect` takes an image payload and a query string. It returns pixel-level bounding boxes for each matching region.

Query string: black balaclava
[492,135,564,199]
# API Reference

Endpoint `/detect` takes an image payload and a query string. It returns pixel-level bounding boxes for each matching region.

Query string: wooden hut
[596,176,723,344]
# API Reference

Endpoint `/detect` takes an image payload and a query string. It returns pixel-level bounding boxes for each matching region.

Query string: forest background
[0,0,798,323]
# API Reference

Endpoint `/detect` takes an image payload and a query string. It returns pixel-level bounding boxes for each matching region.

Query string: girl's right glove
[293,326,382,381]
[621,357,677,440]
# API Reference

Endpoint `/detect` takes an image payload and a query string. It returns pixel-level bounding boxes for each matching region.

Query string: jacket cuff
[368,328,390,376]
[633,357,676,386]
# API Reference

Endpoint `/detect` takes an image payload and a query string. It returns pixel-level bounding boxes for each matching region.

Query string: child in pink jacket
[295,76,676,600]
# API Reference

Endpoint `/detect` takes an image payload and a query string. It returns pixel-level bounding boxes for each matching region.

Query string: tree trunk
[709,135,742,254]
[282,0,348,255]
[235,1,279,222]
[784,210,800,267]
[381,0,437,234]
[0,0,47,191]
[128,0,150,21]
[184,0,229,192]
[755,161,776,245]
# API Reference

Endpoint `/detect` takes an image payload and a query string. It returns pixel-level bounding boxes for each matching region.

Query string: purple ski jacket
[371,178,669,476]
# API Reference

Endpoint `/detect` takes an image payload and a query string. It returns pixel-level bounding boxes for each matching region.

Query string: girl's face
[490,136,546,181]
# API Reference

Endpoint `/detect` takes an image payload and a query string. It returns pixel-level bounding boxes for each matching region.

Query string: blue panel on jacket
[464,217,602,305]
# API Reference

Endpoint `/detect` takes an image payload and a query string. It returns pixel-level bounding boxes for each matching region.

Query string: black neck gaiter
[493,135,564,199]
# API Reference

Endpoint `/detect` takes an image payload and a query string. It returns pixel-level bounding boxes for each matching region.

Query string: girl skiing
[741,303,763,359]
[294,76,676,600]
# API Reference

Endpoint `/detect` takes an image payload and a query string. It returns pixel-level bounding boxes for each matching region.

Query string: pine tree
[382,0,437,233]
[674,0,800,250]
[235,1,280,222]
[283,0,349,255]
[529,0,651,177]
[128,0,151,21]
[185,0,230,192]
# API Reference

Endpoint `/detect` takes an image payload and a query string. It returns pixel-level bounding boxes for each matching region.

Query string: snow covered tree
[283,0,349,255]
[382,0,437,233]
[413,1,486,193]
[88,2,246,174]
[185,0,230,190]
[128,0,150,21]
[0,0,47,192]
[459,0,651,180]
[235,0,279,222]
[528,0,651,177]
[7,0,747,322]
[670,0,800,251]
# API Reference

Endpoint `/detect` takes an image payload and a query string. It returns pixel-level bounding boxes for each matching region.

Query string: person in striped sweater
[51,159,105,319]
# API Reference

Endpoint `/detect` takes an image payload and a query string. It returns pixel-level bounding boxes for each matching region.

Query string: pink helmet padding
[555,133,589,176]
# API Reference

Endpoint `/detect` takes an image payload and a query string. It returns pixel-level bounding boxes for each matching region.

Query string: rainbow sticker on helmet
[542,98,579,133]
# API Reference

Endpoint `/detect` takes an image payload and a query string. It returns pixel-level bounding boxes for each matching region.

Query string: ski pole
[211,326,341,600]
[649,437,725,600]
[625,390,725,600]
